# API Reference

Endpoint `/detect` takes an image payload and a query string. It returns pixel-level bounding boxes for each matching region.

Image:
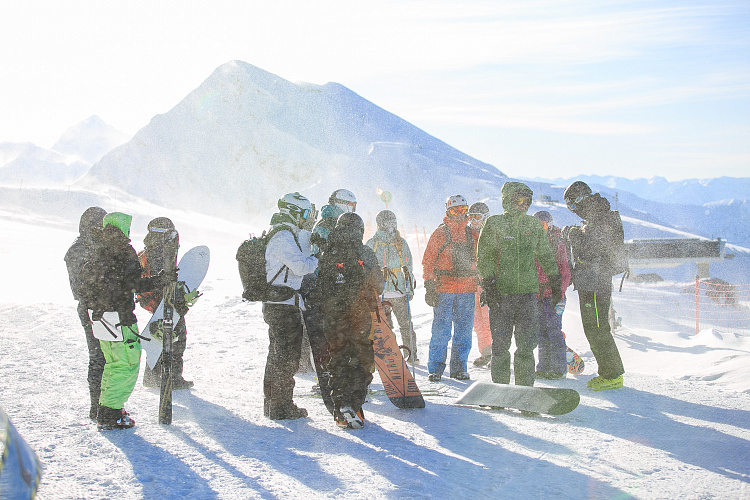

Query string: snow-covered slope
[2,213,749,499]
[77,61,505,226]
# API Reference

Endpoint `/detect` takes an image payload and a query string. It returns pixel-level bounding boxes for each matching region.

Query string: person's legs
[427,293,455,377]
[449,293,475,376]
[262,304,306,418]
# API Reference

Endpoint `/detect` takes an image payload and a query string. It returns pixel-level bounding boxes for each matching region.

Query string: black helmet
[336,212,365,236]
[79,206,107,235]
[533,210,553,223]
[468,202,489,216]
[376,210,397,230]
[144,217,176,247]
[563,181,593,212]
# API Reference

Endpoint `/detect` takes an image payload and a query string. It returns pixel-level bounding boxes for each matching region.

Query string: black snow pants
[578,290,624,379]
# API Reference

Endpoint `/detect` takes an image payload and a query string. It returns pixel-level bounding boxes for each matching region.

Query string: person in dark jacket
[318,213,384,429]
[476,182,560,389]
[87,212,173,429]
[137,217,195,390]
[563,181,625,391]
[64,206,108,421]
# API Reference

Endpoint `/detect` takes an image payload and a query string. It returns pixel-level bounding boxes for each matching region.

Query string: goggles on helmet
[448,205,468,216]
[566,194,588,212]
[334,199,357,213]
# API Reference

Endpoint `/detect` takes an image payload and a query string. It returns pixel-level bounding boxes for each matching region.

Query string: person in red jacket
[422,195,479,382]
[532,211,572,379]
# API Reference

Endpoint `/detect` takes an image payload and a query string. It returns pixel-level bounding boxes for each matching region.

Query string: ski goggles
[566,195,588,212]
[447,205,468,216]
[511,192,532,209]
[469,213,487,221]
[334,199,357,212]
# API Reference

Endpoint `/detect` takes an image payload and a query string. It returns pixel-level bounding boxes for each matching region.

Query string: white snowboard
[139,245,210,369]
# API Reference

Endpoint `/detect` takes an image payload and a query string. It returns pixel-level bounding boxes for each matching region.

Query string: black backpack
[606,210,629,276]
[236,227,299,302]
[316,243,367,312]
[434,224,476,279]
[77,228,126,312]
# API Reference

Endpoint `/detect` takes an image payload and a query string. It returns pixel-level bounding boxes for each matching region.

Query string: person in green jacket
[476,182,561,388]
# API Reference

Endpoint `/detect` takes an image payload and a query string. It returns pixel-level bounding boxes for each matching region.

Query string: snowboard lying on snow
[455,381,580,415]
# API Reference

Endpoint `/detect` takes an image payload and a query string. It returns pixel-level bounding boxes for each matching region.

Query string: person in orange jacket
[422,195,479,382]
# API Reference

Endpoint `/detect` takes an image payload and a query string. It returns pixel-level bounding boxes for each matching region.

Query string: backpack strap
[434,224,477,278]
[266,226,301,285]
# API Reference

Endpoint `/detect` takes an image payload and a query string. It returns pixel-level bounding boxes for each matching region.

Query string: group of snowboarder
[65,210,191,430]
[66,180,625,430]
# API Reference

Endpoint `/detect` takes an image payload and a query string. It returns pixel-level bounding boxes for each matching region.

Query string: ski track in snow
[2,221,750,499]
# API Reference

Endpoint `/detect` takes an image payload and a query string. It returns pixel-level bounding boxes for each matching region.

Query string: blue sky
[1,0,748,180]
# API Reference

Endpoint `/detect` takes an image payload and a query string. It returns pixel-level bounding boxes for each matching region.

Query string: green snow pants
[99,324,142,409]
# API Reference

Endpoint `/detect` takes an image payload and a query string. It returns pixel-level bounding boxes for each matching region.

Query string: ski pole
[404,265,416,378]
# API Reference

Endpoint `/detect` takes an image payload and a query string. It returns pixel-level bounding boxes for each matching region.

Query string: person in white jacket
[262,193,319,420]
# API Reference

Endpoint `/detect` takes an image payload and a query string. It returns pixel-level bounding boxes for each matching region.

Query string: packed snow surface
[1,206,749,500]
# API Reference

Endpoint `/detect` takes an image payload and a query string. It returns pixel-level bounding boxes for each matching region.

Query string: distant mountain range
[523,174,750,206]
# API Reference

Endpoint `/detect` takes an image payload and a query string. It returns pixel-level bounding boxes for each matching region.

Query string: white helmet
[329,189,357,213]
[278,192,313,227]
[445,194,468,212]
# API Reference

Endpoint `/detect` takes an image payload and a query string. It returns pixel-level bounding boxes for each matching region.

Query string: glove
[480,277,501,310]
[155,268,179,288]
[310,232,327,253]
[548,275,563,305]
[425,280,438,307]
[184,288,201,307]
[554,300,566,316]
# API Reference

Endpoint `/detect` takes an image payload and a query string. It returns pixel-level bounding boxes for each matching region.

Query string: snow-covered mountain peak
[78,60,505,225]
[51,115,130,164]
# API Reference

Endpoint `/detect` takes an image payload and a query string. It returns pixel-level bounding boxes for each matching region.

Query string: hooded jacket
[65,207,107,301]
[477,182,559,295]
[567,192,618,292]
[366,229,414,298]
[89,212,161,325]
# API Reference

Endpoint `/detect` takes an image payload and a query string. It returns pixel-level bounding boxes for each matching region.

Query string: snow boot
[265,401,308,420]
[428,372,442,382]
[451,371,471,380]
[336,406,364,429]
[587,374,623,391]
[97,406,135,430]
[473,355,491,367]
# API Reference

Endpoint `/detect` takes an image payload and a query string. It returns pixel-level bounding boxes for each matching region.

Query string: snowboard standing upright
[139,245,210,369]
[158,229,180,425]
[371,300,425,409]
